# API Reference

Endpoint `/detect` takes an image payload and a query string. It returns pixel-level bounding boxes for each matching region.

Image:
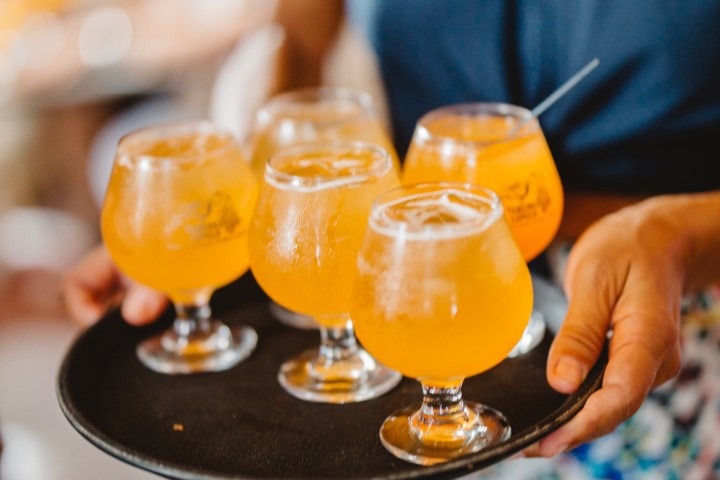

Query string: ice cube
[391,191,488,227]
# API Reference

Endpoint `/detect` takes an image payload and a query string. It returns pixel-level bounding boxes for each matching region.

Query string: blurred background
[0,1,273,478]
[0,0,390,478]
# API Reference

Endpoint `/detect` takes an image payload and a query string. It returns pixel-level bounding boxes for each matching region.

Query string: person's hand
[62,245,168,326]
[526,195,691,457]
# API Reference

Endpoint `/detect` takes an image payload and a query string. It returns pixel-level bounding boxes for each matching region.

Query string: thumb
[121,283,169,326]
[547,264,615,394]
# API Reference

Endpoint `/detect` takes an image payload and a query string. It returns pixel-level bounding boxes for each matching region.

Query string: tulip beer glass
[248,87,400,329]
[101,122,258,374]
[249,87,399,178]
[248,142,401,403]
[352,183,533,464]
[403,103,563,355]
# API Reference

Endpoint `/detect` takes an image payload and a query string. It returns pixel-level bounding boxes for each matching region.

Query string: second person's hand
[62,244,169,326]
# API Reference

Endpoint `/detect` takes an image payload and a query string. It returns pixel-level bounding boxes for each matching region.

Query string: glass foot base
[379,402,511,466]
[137,323,258,374]
[508,309,546,358]
[268,302,318,330]
[278,348,401,404]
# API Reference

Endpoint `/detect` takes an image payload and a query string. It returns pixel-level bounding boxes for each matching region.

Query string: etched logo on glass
[167,191,242,247]
[500,172,552,226]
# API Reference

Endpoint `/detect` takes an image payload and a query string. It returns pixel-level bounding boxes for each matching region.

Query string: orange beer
[403,103,563,261]
[352,183,533,464]
[249,142,402,403]
[248,143,400,326]
[352,184,533,380]
[101,122,259,374]
[248,87,399,179]
[102,126,258,304]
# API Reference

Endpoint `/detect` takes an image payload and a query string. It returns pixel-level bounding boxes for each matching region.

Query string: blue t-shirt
[347,0,720,194]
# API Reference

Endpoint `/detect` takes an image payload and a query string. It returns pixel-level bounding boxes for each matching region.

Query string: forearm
[671,190,720,291]
[620,190,720,293]
[275,0,344,90]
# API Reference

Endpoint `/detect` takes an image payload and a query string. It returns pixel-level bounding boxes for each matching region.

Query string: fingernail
[122,292,146,324]
[553,357,585,391]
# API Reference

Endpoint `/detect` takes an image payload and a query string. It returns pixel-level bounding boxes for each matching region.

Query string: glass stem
[411,379,478,446]
[161,293,218,353]
[317,318,359,365]
[173,303,213,338]
[418,380,466,425]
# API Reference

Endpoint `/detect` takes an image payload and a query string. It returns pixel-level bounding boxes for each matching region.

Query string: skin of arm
[526,190,720,456]
[274,0,343,90]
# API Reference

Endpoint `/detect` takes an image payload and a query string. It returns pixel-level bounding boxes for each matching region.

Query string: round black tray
[57,273,606,480]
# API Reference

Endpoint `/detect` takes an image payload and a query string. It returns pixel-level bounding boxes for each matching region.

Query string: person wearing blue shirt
[63,1,720,477]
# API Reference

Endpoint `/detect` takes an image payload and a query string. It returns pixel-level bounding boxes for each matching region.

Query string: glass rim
[255,86,375,128]
[116,121,238,166]
[415,102,538,147]
[264,141,393,190]
[369,182,504,239]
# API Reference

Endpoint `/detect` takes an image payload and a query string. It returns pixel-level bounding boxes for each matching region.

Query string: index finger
[537,276,679,456]
[535,331,660,456]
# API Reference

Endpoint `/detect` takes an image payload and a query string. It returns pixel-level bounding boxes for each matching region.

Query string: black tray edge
[56,322,607,480]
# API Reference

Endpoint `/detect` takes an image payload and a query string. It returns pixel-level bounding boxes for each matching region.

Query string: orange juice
[102,128,257,304]
[403,106,563,261]
[352,185,533,380]
[248,88,400,179]
[248,143,399,327]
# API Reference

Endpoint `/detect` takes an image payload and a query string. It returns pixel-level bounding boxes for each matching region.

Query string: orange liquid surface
[249,102,400,179]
